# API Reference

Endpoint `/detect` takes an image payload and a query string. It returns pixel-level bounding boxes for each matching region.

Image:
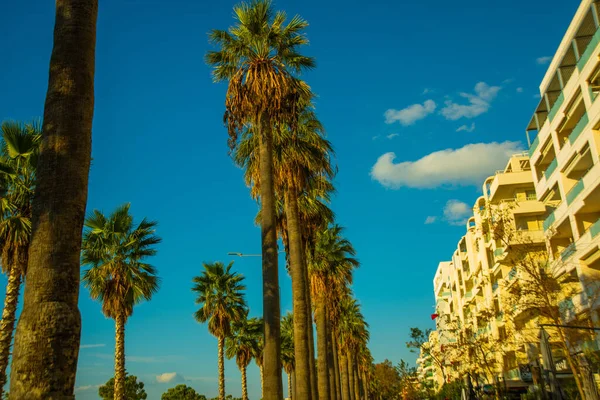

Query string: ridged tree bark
[287,372,292,400]
[114,312,126,400]
[361,370,367,400]
[347,354,355,400]
[0,264,22,398]
[9,1,97,398]
[332,333,341,400]
[259,364,264,398]
[315,296,330,400]
[340,352,350,400]
[327,320,336,400]
[218,336,225,400]
[306,280,318,400]
[258,123,283,400]
[352,357,360,400]
[292,370,296,400]
[284,190,312,400]
[241,366,248,400]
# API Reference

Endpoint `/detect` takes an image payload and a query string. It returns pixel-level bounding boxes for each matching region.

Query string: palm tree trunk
[315,296,330,400]
[0,265,22,398]
[292,369,296,400]
[332,333,341,400]
[327,318,336,400]
[306,279,318,400]
[284,189,312,400]
[352,357,359,400]
[114,311,126,400]
[361,370,367,400]
[340,352,350,400]
[287,372,293,399]
[241,366,248,400]
[9,1,97,398]
[218,336,225,400]
[347,353,355,400]
[258,121,283,400]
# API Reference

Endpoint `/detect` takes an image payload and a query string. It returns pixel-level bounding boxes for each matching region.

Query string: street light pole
[227,251,284,257]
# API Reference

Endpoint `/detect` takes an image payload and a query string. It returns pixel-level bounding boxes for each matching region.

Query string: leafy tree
[99,375,147,400]
[161,384,205,400]
[373,360,400,399]
[281,312,295,398]
[81,204,161,399]
[192,261,247,400]
[206,1,314,397]
[0,121,40,398]
[406,327,447,382]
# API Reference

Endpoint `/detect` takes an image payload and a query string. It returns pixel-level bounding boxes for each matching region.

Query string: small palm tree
[81,204,161,400]
[226,316,262,400]
[0,121,40,398]
[251,319,264,398]
[281,312,295,400]
[192,262,247,400]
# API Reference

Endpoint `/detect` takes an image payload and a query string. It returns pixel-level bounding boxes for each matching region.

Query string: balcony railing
[577,28,600,71]
[492,282,499,292]
[529,135,540,157]
[508,267,517,280]
[494,248,505,257]
[496,311,504,321]
[591,218,600,238]
[566,179,584,205]
[544,158,558,180]
[569,113,589,145]
[544,211,556,231]
[560,243,577,262]
[465,291,473,298]
[548,93,565,122]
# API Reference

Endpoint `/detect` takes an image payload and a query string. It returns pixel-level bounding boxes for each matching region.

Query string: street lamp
[227,251,284,257]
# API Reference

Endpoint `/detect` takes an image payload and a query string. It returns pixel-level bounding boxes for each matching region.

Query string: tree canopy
[161,384,206,400]
[98,375,147,400]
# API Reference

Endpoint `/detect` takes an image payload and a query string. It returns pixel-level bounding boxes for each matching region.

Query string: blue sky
[0,0,579,398]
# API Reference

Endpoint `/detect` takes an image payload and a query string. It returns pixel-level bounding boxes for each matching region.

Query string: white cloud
[456,123,475,133]
[422,88,434,95]
[384,100,436,126]
[536,56,552,65]
[156,372,186,384]
[372,135,380,140]
[386,133,399,139]
[516,87,524,93]
[75,384,101,392]
[440,82,501,120]
[80,344,105,349]
[425,216,437,224]
[443,200,471,226]
[370,141,523,189]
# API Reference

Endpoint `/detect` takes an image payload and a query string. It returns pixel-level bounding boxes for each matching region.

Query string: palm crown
[226,316,262,370]
[81,203,161,319]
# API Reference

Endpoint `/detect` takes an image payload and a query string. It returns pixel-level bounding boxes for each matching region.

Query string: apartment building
[527,0,600,326]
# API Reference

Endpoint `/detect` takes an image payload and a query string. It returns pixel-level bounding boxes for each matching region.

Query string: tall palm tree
[206,2,314,397]
[226,316,262,400]
[81,204,161,400]
[192,261,247,400]
[338,296,369,400]
[9,1,98,397]
[0,121,40,397]
[281,312,295,400]
[310,226,358,400]
[235,104,335,400]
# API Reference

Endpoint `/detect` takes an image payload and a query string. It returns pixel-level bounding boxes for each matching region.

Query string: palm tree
[226,316,261,400]
[81,204,161,400]
[235,103,335,400]
[0,121,40,397]
[192,261,247,400]
[9,1,98,397]
[206,2,314,397]
[281,312,295,400]
[309,226,359,400]
[338,296,369,400]
[252,330,264,398]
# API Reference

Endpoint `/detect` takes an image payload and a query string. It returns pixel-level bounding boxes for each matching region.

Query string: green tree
[81,204,161,400]
[99,375,147,400]
[206,2,314,397]
[9,1,98,397]
[161,384,205,400]
[372,360,400,400]
[281,312,295,399]
[226,316,262,400]
[0,121,40,398]
[192,261,247,400]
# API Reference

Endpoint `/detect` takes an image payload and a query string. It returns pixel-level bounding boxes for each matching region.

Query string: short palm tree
[251,320,264,398]
[192,262,246,400]
[281,312,295,400]
[0,121,40,398]
[81,204,161,400]
[226,316,262,400]
[206,2,314,397]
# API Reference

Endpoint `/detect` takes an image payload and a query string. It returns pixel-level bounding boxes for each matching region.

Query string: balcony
[529,135,540,158]
[492,282,499,292]
[488,171,535,203]
[494,248,505,258]
[591,218,600,238]
[568,113,589,145]
[544,158,558,180]
[577,27,600,71]
[465,291,473,299]
[567,179,585,205]
[505,368,521,380]
[544,211,556,231]
[548,92,565,122]
[508,267,518,280]
[560,243,577,262]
